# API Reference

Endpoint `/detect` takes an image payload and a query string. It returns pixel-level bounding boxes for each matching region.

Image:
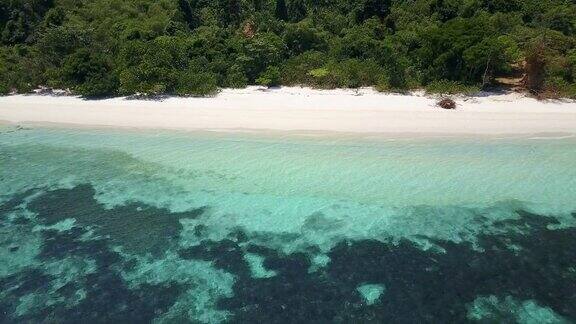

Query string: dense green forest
[0,0,575,98]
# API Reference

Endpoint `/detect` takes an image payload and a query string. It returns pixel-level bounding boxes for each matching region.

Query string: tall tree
[288,0,307,22]
[0,0,54,45]
[523,41,547,94]
[355,0,392,22]
[275,0,288,21]
[220,0,242,26]
[178,0,200,30]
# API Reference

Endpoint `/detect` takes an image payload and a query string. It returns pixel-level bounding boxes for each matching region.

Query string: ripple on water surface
[0,127,575,323]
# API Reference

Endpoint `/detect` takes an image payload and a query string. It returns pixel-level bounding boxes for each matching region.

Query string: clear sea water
[1,125,575,323]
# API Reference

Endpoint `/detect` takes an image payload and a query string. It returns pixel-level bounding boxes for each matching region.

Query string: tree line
[0,0,575,98]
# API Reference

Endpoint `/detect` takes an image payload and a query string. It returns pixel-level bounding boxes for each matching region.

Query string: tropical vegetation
[0,0,575,98]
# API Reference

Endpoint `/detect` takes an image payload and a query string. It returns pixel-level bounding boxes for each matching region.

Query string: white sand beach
[0,86,575,135]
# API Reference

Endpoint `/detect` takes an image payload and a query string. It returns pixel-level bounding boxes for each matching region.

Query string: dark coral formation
[1,185,575,323]
[28,184,205,256]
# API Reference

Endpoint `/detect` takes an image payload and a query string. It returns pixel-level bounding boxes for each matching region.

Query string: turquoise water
[1,125,575,323]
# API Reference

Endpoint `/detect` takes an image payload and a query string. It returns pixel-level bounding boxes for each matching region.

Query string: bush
[283,58,388,89]
[223,65,248,88]
[375,71,411,93]
[118,37,215,96]
[425,80,480,95]
[176,71,219,96]
[256,66,282,87]
[120,66,171,96]
[0,45,40,94]
[307,67,328,78]
[0,82,9,95]
[77,75,119,98]
[61,49,118,97]
[281,51,327,85]
[568,50,576,81]
[540,77,576,99]
[328,59,386,88]
[242,32,285,81]
[284,21,327,56]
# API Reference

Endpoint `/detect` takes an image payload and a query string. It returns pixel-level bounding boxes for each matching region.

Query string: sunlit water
[1,125,575,323]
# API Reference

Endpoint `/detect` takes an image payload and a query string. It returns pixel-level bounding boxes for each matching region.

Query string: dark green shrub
[328,59,385,88]
[0,81,9,95]
[425,80,480,95]
[176,71,219,96]
[284,20,327,56]
[223,65,248,88]
[60,48,118,97]
[256,66,282,87]
[541,77,576,99]
[281,51,327,85]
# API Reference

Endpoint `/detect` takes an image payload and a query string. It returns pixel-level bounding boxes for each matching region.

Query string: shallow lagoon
[1,126,575,323]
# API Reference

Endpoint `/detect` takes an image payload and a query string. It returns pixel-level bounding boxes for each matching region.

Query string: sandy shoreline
[0,86,575,135]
